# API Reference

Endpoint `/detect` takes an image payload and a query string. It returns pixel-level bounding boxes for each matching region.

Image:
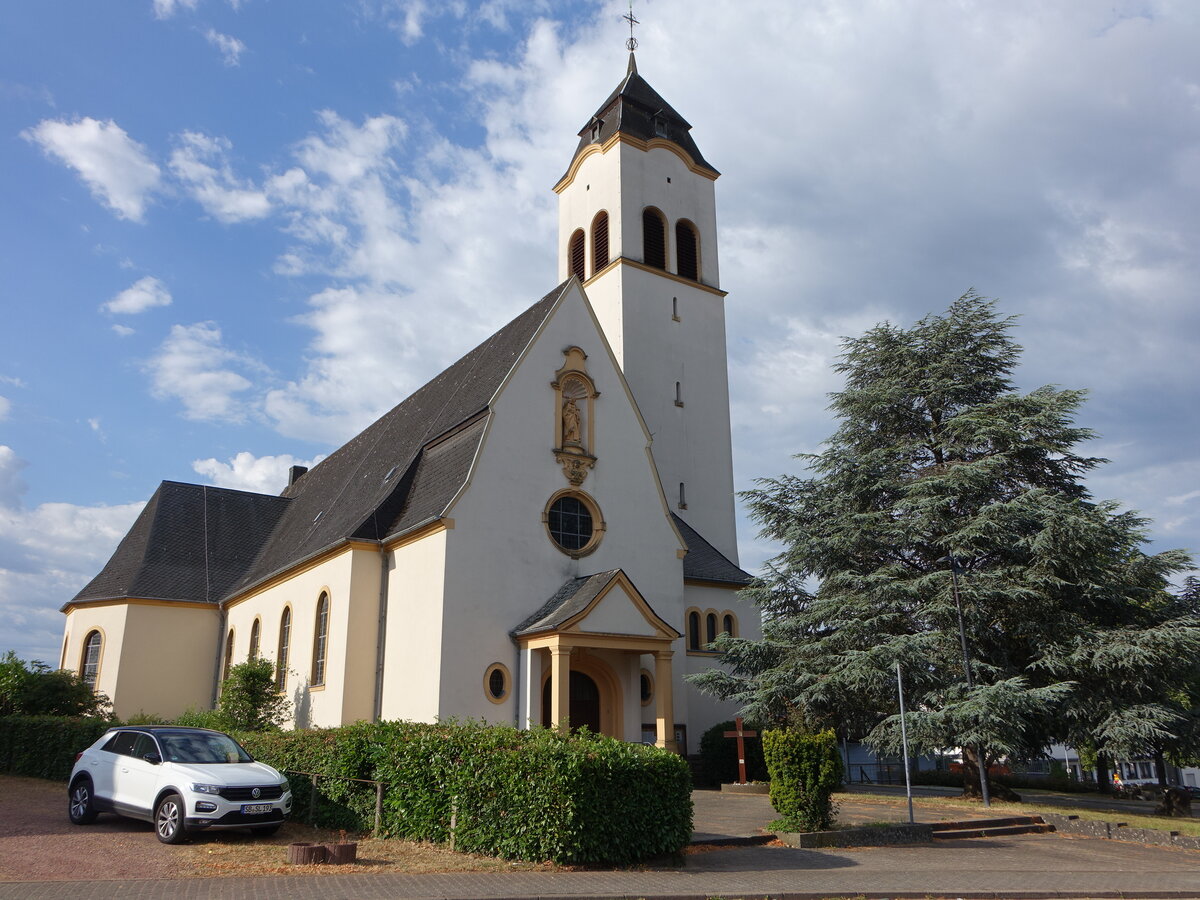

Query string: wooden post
[722,717,758,784]
[374,780,383,837]
[308,774,319,825]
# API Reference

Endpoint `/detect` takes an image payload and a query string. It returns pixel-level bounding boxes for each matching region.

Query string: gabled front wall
[224,544,380,728]
[436,286,687,738]
[63,601,218,720]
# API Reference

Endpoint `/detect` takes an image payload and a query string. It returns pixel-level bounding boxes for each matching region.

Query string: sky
[2,0,1198,665]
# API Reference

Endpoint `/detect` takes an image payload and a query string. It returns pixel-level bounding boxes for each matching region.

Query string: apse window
[484,663,511,703]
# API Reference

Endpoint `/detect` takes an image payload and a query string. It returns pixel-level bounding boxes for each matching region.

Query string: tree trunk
[1096,752,1112,795]
[960,747,1022,803]
[1154,750,1169,787]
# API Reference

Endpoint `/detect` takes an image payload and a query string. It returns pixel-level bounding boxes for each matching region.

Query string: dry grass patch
[177,822,557,877]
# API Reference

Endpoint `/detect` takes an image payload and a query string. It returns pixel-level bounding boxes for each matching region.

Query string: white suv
[68,726,292,843]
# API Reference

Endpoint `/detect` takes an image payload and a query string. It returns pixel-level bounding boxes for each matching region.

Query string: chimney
[288,465,308,487]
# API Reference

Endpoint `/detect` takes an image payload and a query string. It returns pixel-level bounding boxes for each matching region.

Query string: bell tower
[553,52,738,561]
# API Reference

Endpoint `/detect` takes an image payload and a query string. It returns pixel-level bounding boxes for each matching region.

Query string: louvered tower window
[642,208,666,269]
[676,220,699,281]
[592,211,609,272]
[568,229,586,280]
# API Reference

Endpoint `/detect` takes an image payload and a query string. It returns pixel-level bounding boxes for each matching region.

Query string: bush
[239,720,693,864]
[218,659,290,731]
[0,716,115,780]
[698,719,768,786]
[911,768,1096,793]
[762,728,843,832]
[0,651,111,717]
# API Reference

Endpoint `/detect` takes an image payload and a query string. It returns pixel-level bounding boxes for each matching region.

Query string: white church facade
[59,53,758,755]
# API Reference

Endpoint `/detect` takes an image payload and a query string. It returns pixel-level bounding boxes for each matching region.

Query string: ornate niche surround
[551,346,600,486]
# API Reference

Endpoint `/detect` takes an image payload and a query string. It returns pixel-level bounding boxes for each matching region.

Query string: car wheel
[68,777,98,825]
[154,793,188,844]
[252,823,282,837]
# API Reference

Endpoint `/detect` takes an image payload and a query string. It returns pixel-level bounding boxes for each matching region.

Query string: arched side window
[249,618,261,659]
[80,631,102,690]
[687,610,701,651]
[705,612,718,646]
[223,628,235,681]
[568,229,586,280]
[723,612,738,638]
[642,208,667,270]
[312,593,329,687]
[276,607,291,691]
[591,211,609,273]
[675,219,700,281]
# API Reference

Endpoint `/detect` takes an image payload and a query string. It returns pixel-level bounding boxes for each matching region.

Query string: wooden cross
[723,717,758,785]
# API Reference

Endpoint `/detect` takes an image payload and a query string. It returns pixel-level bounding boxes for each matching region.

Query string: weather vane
[623,2,639,52]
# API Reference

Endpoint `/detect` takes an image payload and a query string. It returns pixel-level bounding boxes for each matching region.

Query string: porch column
[550,644,571,733]
[518,645,536,729]
[654,648,677,753]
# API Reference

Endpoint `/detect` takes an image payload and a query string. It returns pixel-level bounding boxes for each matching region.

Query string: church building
[59,52,758,754]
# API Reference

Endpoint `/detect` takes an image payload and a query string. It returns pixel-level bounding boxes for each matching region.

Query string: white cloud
[152,0,198,19]
[146,321,263,422]
[192,451,326,494]
[24,118,161,221]
[112,324,136,337]
[170,132,271,222]
[0,396,9,423]
[103,275,172,314]
[204,28,246,66]
[0,445,144,662]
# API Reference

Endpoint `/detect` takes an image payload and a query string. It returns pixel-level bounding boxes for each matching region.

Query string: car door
[111,732,161,819]
[89,730,135,806]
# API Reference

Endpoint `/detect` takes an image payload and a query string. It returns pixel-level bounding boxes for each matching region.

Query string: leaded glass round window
[548,495,593,551]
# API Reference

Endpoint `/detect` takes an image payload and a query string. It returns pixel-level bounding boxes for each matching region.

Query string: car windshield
[156,731,253,764]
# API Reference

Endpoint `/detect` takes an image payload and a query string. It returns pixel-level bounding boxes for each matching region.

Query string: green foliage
[762,728,842,832]
[698,719,768,786]
[217,658,290,731]
[0,651,111,717]
[172,705,228,730]
[691,293,1198,780]
[910,768,1093,793]
[238,719,693,864]
[0,716,115,780]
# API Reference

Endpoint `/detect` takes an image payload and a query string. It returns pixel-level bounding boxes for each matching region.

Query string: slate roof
[510,570,623,637]
[71,281,571,608]
[566,53,718,177]
[67,482,289,607]
[672,513,752,586]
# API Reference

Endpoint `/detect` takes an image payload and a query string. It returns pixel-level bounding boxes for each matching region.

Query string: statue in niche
[562,396,583,447]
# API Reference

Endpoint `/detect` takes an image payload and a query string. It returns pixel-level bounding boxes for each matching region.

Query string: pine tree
[692,293,1197,794]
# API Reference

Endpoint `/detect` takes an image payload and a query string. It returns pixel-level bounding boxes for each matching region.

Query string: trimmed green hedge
[239,720,693,864]
[762,728,843,832]
[911,768,1097,794]
[0,716,115,780]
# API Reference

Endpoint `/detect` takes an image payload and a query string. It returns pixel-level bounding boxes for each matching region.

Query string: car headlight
[280,778,290,793]
[191,783,224,795]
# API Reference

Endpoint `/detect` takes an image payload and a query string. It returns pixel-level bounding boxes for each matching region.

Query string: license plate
[241,803,273,815]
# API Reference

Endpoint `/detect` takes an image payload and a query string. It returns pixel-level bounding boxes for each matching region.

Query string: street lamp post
[949,556,991,808]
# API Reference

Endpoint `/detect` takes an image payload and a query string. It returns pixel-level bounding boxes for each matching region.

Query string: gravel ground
[0,777,184,881]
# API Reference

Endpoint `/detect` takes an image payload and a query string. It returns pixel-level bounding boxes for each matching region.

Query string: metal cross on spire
[623,2,640,52]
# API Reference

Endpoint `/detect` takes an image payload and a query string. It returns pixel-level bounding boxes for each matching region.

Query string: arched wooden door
[541,670,601,733]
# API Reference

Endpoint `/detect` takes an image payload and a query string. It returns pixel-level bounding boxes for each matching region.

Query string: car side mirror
[143,752,162,765]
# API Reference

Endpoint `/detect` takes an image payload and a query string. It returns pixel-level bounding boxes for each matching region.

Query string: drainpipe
[373,542,391,722]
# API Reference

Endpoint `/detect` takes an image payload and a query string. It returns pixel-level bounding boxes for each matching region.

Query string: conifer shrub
[698,719,768,786]
[0,715,115,780]
[238,720,692,864]
[762,728,843,832]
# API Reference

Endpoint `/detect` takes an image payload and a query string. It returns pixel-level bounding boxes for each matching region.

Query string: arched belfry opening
[642,208,667,269]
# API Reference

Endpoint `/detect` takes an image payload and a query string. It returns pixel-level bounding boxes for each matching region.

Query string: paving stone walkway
[5,789,1200,899]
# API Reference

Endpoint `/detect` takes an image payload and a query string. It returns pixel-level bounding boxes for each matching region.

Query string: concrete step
[931,815,1052,840]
